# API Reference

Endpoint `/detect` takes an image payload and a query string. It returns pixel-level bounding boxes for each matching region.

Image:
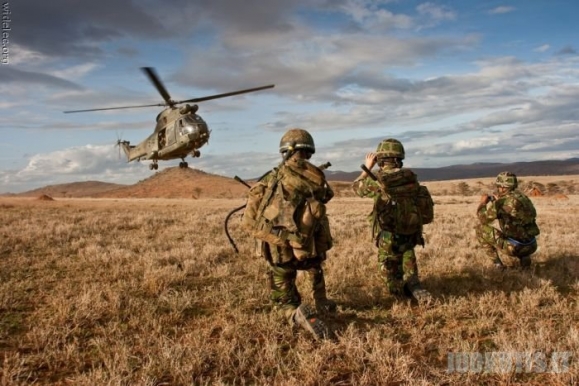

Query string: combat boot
[292,304,331,341]
[315,298,337,314]
[493,257,506,271]
[404,282,434,305]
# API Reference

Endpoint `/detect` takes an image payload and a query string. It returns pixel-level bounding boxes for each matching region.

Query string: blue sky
[1,0,578,193]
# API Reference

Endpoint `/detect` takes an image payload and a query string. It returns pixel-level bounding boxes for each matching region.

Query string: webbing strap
[507,237,536,247]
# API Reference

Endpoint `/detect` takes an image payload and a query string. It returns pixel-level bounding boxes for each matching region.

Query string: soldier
[242,128,336,340]
[352,139,434,305]
[476,172,540,270]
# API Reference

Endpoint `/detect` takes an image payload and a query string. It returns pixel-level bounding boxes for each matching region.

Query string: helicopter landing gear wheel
[179,161,188,169]
[149,162,158,170]
[193,150,200,158]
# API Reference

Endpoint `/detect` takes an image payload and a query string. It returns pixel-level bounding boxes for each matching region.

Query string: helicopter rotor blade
[176,84,275,104]
[63,103,167,113]
[141,67,173,106]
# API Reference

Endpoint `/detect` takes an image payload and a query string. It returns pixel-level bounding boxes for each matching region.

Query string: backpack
[242,159,333,259]
[500,191,540,238]
[374,169,434,236]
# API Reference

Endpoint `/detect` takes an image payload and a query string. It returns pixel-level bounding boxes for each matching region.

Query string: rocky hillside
[91,167,249,199]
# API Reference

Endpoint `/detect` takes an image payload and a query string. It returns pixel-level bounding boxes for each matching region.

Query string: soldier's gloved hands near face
[364,152,377,170]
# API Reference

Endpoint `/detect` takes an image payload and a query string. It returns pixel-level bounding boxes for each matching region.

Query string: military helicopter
[64,67,274,170]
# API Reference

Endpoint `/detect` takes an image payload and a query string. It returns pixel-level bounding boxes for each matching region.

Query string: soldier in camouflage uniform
[243,128,336,340]
[476,172,540,270]
[352,139,433,305]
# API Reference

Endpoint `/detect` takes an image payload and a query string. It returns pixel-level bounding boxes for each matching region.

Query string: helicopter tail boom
[117,140,134,161]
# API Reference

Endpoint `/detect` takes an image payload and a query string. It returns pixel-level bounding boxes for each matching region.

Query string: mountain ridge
[325,158,579,182]
[5,158,579,199]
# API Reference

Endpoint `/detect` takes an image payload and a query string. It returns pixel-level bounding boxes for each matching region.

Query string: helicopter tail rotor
[116,139,132,161]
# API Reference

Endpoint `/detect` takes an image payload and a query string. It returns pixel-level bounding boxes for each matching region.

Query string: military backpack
[373,169,434,236]
[499,191,540,239]
[242,159,333,260]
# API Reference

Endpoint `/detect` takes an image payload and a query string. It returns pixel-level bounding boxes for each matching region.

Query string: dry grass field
[0,187,577,384]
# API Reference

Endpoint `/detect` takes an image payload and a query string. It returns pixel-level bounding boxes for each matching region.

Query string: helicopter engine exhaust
[179,104,199,115]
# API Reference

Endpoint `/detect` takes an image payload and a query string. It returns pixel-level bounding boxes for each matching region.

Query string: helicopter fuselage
[66,67,273,170]
[120,108,209,164]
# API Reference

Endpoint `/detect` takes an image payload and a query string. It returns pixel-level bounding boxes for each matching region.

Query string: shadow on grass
[421,253,578,299]
[326,284,418,336]
[533,253,579,295]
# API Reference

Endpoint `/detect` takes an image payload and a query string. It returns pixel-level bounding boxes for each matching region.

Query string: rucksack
[242,159,333,259]
[373,169,434,236]
[500,191,540,238]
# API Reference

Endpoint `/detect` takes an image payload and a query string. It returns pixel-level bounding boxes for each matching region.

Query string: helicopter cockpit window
[179,115,199,135]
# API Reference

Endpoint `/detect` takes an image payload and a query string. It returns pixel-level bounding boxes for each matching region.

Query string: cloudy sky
[1,0,578,193]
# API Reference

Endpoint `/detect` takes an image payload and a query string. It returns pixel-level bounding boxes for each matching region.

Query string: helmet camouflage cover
[495,171,518,189]
[376,138,405,160]
[279,128,315,154]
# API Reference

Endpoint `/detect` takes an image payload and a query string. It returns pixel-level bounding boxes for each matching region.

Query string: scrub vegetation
[0,185,577,385]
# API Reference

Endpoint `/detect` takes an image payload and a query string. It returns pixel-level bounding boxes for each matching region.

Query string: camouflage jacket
[477,190,540,241]
[352,166,403,200]
[352,166,425,238]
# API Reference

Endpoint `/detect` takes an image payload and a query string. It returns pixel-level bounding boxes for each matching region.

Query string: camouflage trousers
[376,231,421,296]
[475,223,538,263]
[267,249,328,320]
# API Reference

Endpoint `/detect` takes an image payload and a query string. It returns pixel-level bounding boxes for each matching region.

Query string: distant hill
[11,168,249,199]
[325,158,579,182]
[9,158,579,199]
[90,167,249,199]
[14,181,127,198]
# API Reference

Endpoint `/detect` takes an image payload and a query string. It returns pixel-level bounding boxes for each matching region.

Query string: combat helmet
[376,138,405,160]
[279,128,315,154]
[495,171,518,189]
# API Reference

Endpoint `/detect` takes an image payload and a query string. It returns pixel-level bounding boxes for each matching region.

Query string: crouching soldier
[476,171,540,270]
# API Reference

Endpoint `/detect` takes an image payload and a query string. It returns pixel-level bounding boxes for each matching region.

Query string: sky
[1,0,578,193]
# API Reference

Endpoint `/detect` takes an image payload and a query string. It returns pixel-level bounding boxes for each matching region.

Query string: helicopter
[64,67,274,170]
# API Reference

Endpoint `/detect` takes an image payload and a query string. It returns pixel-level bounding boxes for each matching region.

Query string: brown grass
[0,191,577,385]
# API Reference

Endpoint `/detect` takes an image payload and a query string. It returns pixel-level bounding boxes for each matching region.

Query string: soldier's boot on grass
[308,266,337,314]
[314,297,337,314]
[486,248,506,271]
[292,304,331,341]
[493,257,506,271]
[404,280,433,305]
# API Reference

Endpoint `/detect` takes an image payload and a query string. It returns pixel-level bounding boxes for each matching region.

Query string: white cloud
[49,63,100,80]
[488,6,516,15]
[534,44,550,53]
[416,3,456,25]
[0,145,151,193]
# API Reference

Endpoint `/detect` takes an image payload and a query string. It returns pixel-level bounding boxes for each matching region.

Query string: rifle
[360,164,390,201]
[224,155,331,253]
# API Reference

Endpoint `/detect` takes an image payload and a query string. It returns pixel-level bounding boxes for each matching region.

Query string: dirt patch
[36,194,55,201]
